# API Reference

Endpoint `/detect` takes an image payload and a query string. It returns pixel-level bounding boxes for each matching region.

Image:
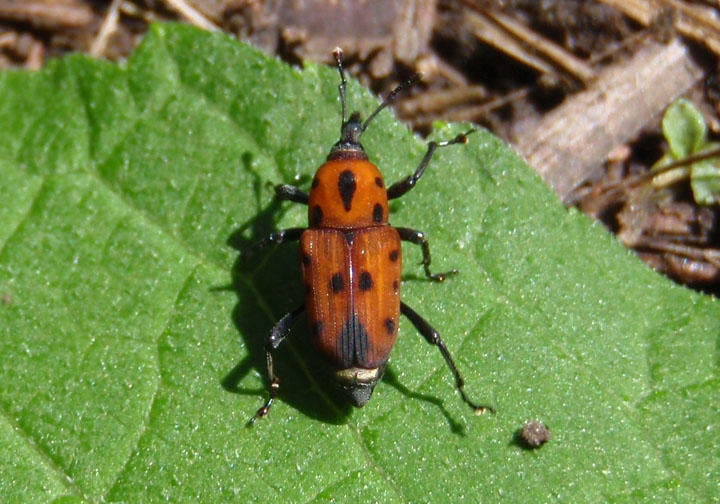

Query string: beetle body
[248,49,494,420]
[301,150,401,405]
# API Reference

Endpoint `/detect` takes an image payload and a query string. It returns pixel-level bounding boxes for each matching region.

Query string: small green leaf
[690,159,720,204]
[662,98,707,158]
[0,23,718,503]
[657,100,720,204]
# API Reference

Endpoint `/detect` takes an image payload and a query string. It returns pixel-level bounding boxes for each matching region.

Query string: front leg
[386,130,474,200]
[396,227,457,282]
[275,184,309,204]
[252,305,305,422]
[400,302,494,414]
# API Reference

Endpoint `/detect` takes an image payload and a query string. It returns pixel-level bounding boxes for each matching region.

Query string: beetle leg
[275,184,309,204]
[396,227,457,282]
[386,130,474,200]
[400,302,495,414]
[252,305,305,421]
[243,227,304,261]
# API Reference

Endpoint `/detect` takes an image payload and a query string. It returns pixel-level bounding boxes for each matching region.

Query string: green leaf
[0,23,717,503]
[690,159,720,205]
[662,98,707,158]
[656,100,720,204]
[688,141,720,205]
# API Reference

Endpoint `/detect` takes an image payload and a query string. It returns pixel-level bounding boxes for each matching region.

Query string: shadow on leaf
[382,366,467,435]
[223,165,351,425]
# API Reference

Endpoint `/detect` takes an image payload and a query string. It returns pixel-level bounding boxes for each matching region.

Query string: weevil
[248,49,494,419]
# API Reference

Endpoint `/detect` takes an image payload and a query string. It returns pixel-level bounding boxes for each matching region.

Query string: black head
[329,48,419,160]
[329,111,366,158]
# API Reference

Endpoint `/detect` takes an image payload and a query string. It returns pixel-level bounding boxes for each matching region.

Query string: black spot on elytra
[393,280,399,293]
[359,271,373,291]
[331,273,344,293]
[389,249,399,261]
[344,231,354,244]
[311,205,323,226]
[375,177,383,188]
[373,203,383,223]
[338,170,356,211]
[302,253,311,266]
[384,318,395,335]
[311,321,324,337]
[311,177,319,188]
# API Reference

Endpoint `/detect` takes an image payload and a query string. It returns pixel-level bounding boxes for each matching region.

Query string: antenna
[361,73,420,133]
[330,48,420,148]
[333,48,348,127]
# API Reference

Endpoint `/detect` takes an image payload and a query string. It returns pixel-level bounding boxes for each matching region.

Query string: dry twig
[0,0,93,29]
[162,0,220,32]
[515,38,704,200]
[90,0,122,57]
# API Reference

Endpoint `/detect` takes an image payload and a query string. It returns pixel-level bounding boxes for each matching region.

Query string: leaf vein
[0,176,46,259]
[0,401,85,499]
[104,264,201,499]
